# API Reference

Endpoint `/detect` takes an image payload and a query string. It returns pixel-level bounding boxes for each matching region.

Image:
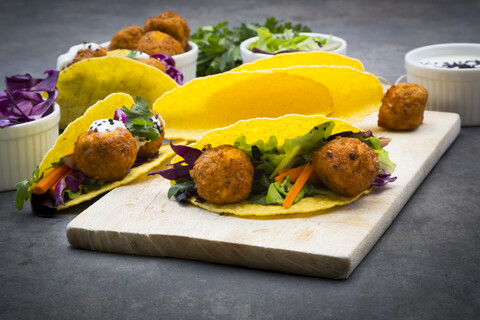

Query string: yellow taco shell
[153,71,334,141]
[56,56,178,129]
[178,114,370,216]
[274,66,384,123]
[232,51,364,72]
[36,92,174,210]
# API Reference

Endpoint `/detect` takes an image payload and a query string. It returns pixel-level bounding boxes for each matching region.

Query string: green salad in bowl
[240,28,347,63]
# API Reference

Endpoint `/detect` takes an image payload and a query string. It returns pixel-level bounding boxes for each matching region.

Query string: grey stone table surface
[1,0,479,319]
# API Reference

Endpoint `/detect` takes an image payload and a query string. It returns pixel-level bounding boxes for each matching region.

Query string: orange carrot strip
[48,168,74,197]
[274,164,306,182]
[33,164,71,195]
[283,162,314,209]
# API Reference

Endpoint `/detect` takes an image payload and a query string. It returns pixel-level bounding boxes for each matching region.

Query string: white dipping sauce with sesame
[419,55,480,69]
[89,119,126,133]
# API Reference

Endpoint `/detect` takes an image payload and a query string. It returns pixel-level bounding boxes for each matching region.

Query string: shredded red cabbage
[372,170,397,186]
[114,108,127,124]
[150,53,184,85]
[0,70,59,128]
[54,174,85,206]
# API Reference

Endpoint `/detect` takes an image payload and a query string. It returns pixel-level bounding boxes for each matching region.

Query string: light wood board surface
[66,111,461,279]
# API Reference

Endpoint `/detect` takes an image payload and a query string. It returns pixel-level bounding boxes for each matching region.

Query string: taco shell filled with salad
[16,92,174,215]
[152,114,397,216]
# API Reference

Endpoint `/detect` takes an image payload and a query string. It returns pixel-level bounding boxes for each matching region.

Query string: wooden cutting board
[66,111,460,279]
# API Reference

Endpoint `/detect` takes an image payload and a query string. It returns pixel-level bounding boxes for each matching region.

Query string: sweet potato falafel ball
[378,82,428,130]
[144,11,190,49]
[190,145,254,205]
[71,46,107,66]
[136,31,184,56]
[73,124,137,182]
[311,137,379,197]
[108,25,144,51]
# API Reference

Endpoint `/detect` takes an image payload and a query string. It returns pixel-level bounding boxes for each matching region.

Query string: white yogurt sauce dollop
[57,42,103,71]
[89,119,126,133]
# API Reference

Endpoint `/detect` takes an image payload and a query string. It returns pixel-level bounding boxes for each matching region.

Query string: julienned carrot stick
[33,164,70,195]
[283,162,314,209]
[274,165,306,182]
[48,168,74,196]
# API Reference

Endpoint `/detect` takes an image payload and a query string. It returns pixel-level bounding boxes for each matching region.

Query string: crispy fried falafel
[312,137,379,197]
[108,25,144,51]
[71,46,107,66]
[144,11,190,49]
[73,120,137,182]
[190,145,254,204]
[136,31,184,56]
[378,83,428,130]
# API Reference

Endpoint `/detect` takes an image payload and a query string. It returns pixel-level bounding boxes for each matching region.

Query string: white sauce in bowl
[419,55,480,69]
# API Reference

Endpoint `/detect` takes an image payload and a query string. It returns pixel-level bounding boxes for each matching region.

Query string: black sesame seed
[226,181,231,185]
[327,152,332,158]
[314,126,319,130]
[98,123,102,126]
[350,153,356,160]
[284,186,289,193]
[333,164,338,168]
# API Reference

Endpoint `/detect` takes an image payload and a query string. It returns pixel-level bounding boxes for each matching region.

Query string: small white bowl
[240,32,347,64]
[405,43,480,126]
[0,103,60,191]
[174,41,198,83]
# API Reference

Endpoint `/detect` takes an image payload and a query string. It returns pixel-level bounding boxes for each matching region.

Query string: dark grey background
[1,0,479,319]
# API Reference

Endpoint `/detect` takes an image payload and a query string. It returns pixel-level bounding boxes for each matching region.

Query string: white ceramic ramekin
[0,103,60,191]
[174,41,198,83]
[240,32,347,63]
[405,43,480,126]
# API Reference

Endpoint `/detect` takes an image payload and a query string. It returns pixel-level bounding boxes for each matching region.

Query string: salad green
[249,27,332,54]
[191,17,311,76]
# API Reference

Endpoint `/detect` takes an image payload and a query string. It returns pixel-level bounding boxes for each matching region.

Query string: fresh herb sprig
[121,97,159,142]
[191,17,311,76]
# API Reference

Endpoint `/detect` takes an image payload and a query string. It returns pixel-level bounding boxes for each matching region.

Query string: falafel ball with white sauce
[73,119,137,182]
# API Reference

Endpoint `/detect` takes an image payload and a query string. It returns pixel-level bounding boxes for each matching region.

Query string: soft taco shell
[153,71,334,141]
[56,56,178,129]
[231,51,364,72]
[37,92,174,210]
[182,114,370,216]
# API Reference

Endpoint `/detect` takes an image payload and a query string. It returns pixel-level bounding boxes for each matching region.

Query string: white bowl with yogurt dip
[240,32,347,64]
[57,41,198,83]
[0,103,60,191]
[405,43,480,126]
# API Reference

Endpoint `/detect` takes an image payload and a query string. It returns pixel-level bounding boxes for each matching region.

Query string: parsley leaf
[15,166,43,210]
[121,97,160,141]
[191,17,311,76]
